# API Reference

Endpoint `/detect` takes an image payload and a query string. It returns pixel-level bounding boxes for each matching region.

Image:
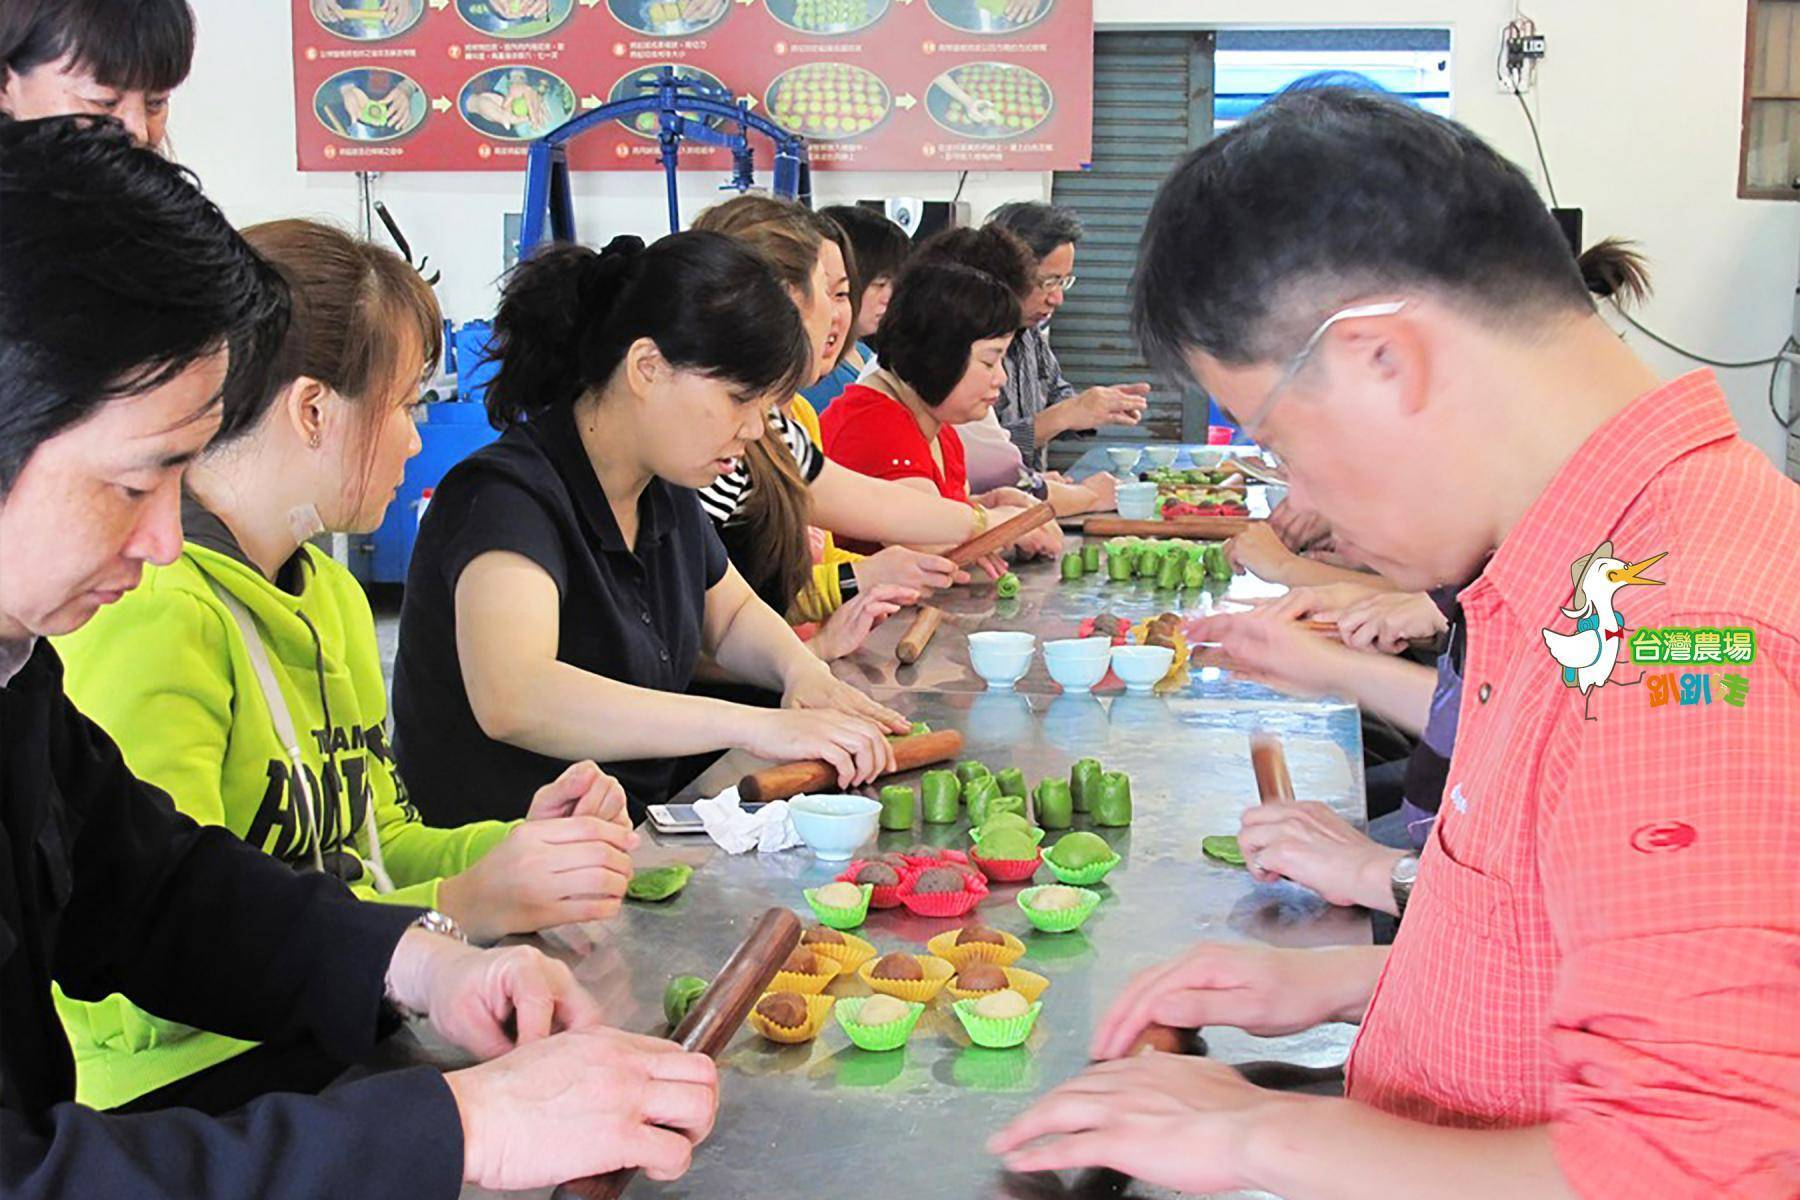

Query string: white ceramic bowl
[1110,644,1176,694]
[1142,445,1179,468]
[967,630,1037,689]
[1187,448,1227,469]
[1043,639,1111,692]
[1115,481,1159,521]
[1105,446,1141,474]
[788,794,881,861]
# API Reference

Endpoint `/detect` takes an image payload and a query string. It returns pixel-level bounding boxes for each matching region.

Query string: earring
[308,432,321,449]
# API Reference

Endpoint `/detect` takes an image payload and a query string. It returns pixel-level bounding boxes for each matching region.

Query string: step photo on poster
[455,0,575,38]
[765,0,892,38]
[313,67,429,141]
[608,0,729,38]
[926,0,1052,35]
[767,61,892,141]
[460,66,576,140]
[610,64,733,137]
[927,61,1052,139]
[309,0,426,41]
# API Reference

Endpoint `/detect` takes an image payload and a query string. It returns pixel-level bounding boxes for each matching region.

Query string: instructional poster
[292,0,1093,172]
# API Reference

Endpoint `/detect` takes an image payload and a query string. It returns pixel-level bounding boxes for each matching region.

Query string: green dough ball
[663,974,708,1027]
[908,721,932,735]
[979,811,1034,835]
[1202,835,1246,866]
[995,572,1020,598]
[1049,830,1112,869]
[628,864,693,902]
[977,827,1038,860]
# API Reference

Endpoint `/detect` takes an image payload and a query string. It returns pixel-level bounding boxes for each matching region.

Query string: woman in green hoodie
[53,218,639,1115]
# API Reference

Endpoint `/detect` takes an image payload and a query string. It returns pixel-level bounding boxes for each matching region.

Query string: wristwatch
[412,909,466,942]
[837,561,859,601]
[1390,855,1420,917]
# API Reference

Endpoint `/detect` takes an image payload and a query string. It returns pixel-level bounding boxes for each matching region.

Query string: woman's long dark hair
[484,231,810,429]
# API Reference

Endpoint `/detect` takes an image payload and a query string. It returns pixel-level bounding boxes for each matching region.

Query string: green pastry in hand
[628,864,693,902]
[1202,835,1245,866]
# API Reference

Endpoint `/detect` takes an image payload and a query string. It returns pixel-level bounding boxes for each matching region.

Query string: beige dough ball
[857,994,911,1026]
[973,988,1030,1020]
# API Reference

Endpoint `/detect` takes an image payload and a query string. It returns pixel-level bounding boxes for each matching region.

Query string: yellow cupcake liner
[856,954,955,1002]
[945,966,1050,1005]
[771,958,843,996]
[803,883,873,930]
[748,992,836,1044]
[832,996,926,1051]
[952,997,1043,1049]
[804,930,877,975]
[927,928,1027,970]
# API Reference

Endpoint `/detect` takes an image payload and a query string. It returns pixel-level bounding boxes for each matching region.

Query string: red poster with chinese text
[292,0,1092,173]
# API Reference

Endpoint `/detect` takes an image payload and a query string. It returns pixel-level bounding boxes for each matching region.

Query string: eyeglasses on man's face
[1237,300,1408,439]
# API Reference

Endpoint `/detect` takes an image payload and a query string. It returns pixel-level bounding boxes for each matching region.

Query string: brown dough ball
[755,992,809,1028]
[956,963,1009,993]
[853,862,901,886]
[801,925,845,947]
[912,867,967,895]
[783,948,822,975]
[956,924,1005,947]
[870,953,925,982]
[905,844,943,860]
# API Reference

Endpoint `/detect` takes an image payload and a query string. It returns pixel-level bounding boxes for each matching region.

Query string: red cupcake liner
[837,859,916,909]
[900,847,971,869]
[897,870,989,918]
[969,849,1044,883]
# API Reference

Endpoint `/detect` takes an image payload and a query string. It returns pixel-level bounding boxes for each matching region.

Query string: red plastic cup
[1207,424,1233,445]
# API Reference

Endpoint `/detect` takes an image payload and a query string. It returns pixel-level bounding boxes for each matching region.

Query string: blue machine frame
[518,66,812,252]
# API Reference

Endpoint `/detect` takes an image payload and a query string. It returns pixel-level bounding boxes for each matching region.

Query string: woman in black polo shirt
[393,232,905,824]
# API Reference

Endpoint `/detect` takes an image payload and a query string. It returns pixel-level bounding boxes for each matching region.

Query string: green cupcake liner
[833,996,925,1051]
[952,997,1042,1049]
[1042,851,1122,886]
[1016,885,1101,933]
[803,883,873,930]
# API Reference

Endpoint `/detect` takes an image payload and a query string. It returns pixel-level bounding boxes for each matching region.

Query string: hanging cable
[1514,89,1558,207]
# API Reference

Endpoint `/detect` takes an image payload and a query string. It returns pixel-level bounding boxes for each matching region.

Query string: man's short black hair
[0,116,288,492]
[908,224,1035,302]
[1132,86,1593,375]
[0,0,196,93]
[880,261,1020,407]
[819,204,912,294]
[987,201,1084,261]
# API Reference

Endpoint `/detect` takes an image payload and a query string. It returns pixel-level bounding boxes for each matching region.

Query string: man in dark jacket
[0,115,717,1198]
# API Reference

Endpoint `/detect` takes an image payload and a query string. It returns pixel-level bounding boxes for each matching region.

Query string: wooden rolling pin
[1249,730,1296,805]
[895,605,944,664]
[948,500,1055,568]
[552,908,802,1200]
[738,729,964,803]
[1083,514,1255,539]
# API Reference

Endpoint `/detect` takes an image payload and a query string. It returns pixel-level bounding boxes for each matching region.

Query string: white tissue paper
[691,786,804,854]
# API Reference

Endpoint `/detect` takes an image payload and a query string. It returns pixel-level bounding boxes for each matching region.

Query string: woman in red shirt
[821,261,1020,550]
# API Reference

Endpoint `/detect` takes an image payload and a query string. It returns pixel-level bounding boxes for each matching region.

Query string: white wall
[175,1,1796,465]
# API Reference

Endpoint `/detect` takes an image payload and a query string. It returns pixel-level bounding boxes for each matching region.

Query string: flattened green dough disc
[628,864,694,901]
[1201,835,1245,866]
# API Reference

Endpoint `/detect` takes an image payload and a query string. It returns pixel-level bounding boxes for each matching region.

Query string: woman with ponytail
[690,196,1061,630]
[392,232,905,826]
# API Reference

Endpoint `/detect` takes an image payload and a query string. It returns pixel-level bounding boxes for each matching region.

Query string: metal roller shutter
[1047,31,1214,468]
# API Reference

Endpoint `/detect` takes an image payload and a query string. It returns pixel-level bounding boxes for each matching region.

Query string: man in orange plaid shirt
[990,87,1800,1198]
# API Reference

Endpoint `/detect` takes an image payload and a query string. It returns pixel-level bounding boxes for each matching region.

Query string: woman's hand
[973,486,1037,510]
[1252,581,1382,624]
[988,1053,1292,1195]
[1077,470,1117,512]
[1268,498,1331,553]
[808,585,918,662]
[1089,943,1378,1058]
[1224,523,1306,584]
[1238,800,1405,908]
[782,668,907,733]
[743,708,897,787]
[851,546,966,594]
[1190,612,1354,699]
[1334,591,1447,654]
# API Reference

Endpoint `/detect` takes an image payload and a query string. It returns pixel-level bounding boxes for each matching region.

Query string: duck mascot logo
[1540,541,1666,721]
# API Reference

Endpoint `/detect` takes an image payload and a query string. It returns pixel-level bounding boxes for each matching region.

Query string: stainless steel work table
[433,536,1368,1200]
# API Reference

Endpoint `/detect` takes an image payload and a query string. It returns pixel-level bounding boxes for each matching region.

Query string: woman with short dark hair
[820,261,1021,550]
[0,0,196,147]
